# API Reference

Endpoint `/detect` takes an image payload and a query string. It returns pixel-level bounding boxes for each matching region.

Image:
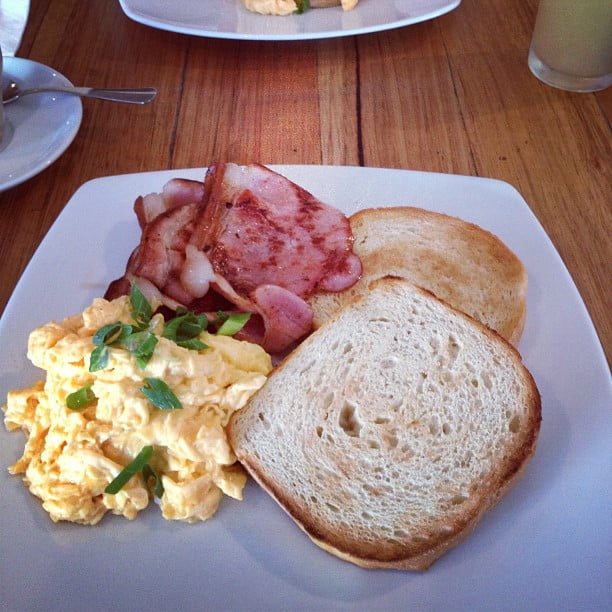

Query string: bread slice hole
[380,357,398,369]
[316,426,323,438]
[364,483,391,497]
[448,336,460,362]
[417,372,428,393]
[322,392,334,410]
[339,401,362,437]
[385,434,398,448]
[257,412,271,430]
[389,399,402,413]
[481,371,493,389]
[400,444,414,457]
[429,414,441,435]
[374,416,390,425]
[461,450,474,468]
[509,414,521,433]
[450,494,468,505]
[429,336,440,354]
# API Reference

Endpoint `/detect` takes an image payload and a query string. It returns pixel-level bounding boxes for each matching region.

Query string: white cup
[528,0,612,92]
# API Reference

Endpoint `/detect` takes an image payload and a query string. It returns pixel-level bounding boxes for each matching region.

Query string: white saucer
[0,57,82,191]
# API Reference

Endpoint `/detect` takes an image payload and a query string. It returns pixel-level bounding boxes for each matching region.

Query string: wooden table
[1,0,610,363]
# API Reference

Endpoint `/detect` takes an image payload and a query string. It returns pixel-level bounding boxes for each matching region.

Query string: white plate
[118,0,461,41]
[1,166,610,611]
[0,57,82,191]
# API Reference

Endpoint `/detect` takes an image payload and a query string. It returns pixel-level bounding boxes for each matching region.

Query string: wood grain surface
[1,0,610,362]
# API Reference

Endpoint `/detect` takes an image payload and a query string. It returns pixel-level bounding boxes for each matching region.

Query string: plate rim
[117,0,462,41]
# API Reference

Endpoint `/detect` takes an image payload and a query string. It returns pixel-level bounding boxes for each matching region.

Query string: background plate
[0,58,82,191]
[0,166,610,611]
[118,0,461,41]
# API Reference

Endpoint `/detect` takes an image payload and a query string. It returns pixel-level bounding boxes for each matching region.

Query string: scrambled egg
[242,0,297,15]
[2,296,272,525]
[242,0,358,16]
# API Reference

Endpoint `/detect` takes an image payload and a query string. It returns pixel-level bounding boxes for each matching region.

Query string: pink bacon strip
[105,164,362,355]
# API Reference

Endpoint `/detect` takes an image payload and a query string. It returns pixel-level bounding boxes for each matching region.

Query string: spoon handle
[16,86,157,104]
[73,87,157,104]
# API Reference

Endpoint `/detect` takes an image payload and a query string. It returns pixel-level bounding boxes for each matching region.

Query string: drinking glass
[528,0,612,92]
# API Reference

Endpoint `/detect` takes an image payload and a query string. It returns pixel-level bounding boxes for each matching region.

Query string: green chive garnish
[130,284,152,329]
[216,312,251,336]
[104,445,153,495]
[143,463,164,498]
[140,378,183,410]
[66,383,96,410]
[123,330,158,369]
[163,310,208,350]
[89,344,110,372]
[93,322,132,347]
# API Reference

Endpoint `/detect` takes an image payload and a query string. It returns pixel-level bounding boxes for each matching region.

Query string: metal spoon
[2,81,157,105]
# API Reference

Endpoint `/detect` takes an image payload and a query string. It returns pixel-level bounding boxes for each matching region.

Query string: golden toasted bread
[308,207,528,345]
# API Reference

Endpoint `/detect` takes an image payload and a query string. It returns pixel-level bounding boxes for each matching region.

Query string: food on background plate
[2,289,271,524]
[308,207,528,345]
[228,277,541,570]
[105,162,362,357]
[241,0,358,16]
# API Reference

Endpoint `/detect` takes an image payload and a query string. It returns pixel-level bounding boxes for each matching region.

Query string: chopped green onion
[66,383,96,410]
[89,322,131,372]
[130,284,152,329]
[163,310,208,349]
[174,337,207,350]
[123,330,158,369]
[295,0,310,13]
[93,322,132,347]
[143,463,164,498]
[216,312,251,336]
[141,377,183,410]
[90,323,126,371]
[89,344,110,372]
[104,445,153,495]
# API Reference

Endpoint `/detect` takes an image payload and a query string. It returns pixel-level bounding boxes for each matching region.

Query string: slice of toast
[228,277,541,570]
[307,207,528,345]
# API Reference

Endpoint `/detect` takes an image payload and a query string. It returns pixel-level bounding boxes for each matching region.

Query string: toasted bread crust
[229,277,541,570]
[308,207,528,346]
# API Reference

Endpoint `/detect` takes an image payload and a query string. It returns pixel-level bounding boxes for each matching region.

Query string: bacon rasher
[105,163,362,354]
